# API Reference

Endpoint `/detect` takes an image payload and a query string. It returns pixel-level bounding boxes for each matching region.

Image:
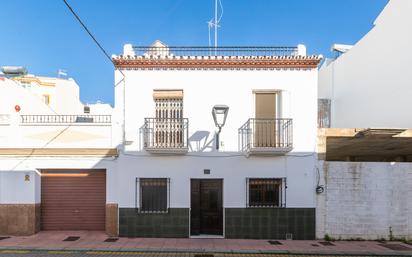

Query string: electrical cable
[62,0,124,77]
[62,0,126,144]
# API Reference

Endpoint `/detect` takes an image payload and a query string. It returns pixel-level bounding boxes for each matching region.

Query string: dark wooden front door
[191,179,223,236]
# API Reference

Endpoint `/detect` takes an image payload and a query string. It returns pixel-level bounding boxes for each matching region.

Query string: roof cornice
[112,55,322,70]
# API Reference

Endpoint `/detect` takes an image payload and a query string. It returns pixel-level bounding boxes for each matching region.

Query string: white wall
[0,170,40,204]
[53,78,83,114]
[115,154,317,209]
[0,158,117,204]
[116,68,318,153]
[0,123,113,148]
[318,0,412,128]
[317,161,412,240]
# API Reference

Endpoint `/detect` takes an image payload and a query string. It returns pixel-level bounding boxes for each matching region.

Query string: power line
[62,0,124,76]
[62,0,126,144]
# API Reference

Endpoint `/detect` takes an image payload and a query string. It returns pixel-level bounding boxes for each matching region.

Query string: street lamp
[212,105,229,150]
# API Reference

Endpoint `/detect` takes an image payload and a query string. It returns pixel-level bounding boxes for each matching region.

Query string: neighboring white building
[0,69,114,148]
[1,66,83,115]
[318,0,412,128]
[111,41,321,238]
[317,0,412,240]
[0,66,113,116]
[0,70,116,236]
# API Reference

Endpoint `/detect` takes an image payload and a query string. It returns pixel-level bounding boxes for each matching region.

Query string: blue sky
[1,0,388,105]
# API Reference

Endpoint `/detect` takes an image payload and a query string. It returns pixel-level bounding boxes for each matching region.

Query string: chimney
[123,44,135,56]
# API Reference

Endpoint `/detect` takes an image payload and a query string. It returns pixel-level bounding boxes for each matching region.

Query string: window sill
[137,209,169,214]
[246,206,285,208]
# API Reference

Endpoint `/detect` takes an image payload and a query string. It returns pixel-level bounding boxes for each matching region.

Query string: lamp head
[212,104,229,129]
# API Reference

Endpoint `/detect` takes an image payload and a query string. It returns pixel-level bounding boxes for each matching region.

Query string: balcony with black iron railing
[143,118,189,154]
[239,118,293,155]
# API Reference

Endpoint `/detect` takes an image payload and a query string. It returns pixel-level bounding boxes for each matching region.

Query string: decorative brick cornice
[112,56,321,70]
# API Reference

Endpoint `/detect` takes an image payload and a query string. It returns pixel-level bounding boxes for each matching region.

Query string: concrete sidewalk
[0,231,411,256]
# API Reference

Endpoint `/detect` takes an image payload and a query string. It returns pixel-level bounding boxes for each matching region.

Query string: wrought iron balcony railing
[239,118,293,154]
[143,118,189,153]
[20,115,111,124]
[133,46,299,57]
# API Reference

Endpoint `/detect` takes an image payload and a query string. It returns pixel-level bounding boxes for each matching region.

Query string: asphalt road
[0,250,402,257]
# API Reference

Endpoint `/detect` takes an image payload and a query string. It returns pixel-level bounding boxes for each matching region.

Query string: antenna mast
[208,0,223,48]
[214,0,218,48]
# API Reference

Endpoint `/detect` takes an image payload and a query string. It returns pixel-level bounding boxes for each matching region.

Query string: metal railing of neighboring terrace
[239,118,293,152]
[132,46,299,57]
[20,115,111,124]
[143,118,189,149]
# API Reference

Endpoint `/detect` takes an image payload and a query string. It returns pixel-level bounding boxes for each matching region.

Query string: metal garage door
[41,169,106,231]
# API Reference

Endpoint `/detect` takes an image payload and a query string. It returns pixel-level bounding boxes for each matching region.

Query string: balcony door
[255,92,277,147]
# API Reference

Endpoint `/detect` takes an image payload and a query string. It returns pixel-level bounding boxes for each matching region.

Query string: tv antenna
[208,0,223,48]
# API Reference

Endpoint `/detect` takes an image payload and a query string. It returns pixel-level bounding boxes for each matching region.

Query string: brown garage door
[41,169,106,231]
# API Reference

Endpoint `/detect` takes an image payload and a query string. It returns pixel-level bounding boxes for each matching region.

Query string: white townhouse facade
[111,42,322,239]
[317,0,412,240]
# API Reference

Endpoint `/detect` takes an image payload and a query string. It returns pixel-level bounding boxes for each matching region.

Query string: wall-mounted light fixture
[212,105,229,150]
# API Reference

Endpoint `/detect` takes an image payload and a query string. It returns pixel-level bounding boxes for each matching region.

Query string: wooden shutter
[255,92,277,147]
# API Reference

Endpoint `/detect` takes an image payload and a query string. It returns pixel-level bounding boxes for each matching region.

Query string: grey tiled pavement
[0,231,412,256]
[0,250,408,257]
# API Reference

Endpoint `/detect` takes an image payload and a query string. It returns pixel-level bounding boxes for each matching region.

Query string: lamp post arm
[216,131,220,150]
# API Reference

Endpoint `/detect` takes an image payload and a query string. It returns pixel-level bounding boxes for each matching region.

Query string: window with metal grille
[246,178,286,208]
[154,94,184,147]
[136,178,170,213]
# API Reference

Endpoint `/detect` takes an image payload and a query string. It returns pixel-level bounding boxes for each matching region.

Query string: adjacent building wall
[0,158,117,236]
[317,161,412,240]
[0,170,41,235]
[318,0,412,128]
